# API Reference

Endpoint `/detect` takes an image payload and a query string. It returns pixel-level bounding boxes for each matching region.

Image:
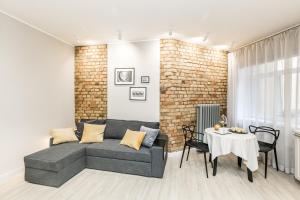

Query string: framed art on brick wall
[114,68,135,85]
[129,87,147,101]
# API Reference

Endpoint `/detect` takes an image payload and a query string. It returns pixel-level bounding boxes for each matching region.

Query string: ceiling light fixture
[168,30,173,37]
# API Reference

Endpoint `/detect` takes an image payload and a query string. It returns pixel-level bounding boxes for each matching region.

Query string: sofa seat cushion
[86,139,151,163]
[104,119,159,139]
[24,143,87,172]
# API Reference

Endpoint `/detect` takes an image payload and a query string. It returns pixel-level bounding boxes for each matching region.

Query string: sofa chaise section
[24,143,87,187]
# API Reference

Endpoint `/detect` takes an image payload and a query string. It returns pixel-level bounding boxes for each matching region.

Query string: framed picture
[141,76,150,83]
[114,68,135,85]
[129,87,147,101]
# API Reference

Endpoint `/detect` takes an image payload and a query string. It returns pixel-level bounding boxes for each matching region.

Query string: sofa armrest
[154,133,168,144]
[49,138,54,147]
[154,133,168,156]
[150,133,168,178]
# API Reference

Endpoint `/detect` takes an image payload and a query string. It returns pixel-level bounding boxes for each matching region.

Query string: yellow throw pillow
[80,124,106,143]
[51,128,78,145]
[120,129,146,150]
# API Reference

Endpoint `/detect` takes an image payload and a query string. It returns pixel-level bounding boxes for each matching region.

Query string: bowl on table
[213,124,221,131]
[228,127,247,134]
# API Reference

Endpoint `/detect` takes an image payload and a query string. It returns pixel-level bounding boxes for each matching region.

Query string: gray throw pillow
[140,126,159,147]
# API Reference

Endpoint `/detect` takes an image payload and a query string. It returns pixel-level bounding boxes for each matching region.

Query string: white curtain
[228,27,300,174]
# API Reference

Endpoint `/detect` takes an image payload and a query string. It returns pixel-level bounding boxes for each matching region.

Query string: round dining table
[204,127,260,182]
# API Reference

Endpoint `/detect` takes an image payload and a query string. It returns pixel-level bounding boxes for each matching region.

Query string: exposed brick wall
[160,39,228,151]
[75,45,107,121]
[74,41,227,152]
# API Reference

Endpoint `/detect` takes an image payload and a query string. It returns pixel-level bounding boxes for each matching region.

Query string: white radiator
[295,132,300,181]
[196,104,220,134]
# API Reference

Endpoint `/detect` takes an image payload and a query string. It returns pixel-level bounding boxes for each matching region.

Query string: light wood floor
[0,150,299,200]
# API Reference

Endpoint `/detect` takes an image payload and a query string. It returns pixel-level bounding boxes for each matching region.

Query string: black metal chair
[249,125,280,178]
[179,124,211,178]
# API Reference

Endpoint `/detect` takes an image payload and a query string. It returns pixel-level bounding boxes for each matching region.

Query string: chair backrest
[182,124,195,140]
[249,125,280,147]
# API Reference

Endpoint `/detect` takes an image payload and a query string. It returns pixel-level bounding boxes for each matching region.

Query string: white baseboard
[168,148,198,157]
[0,167,24,184]
[168,150,183,157]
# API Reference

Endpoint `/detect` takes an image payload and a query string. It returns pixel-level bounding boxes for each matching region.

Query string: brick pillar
[75,45,107,121]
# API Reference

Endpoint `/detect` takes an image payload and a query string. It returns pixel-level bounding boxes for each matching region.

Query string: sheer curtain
[228,27,300,173]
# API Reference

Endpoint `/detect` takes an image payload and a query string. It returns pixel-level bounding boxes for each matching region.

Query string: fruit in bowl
[229,127,246,134]
[214,124,221,131]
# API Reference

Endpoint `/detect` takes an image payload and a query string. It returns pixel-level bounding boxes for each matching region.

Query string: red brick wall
[160,39,228,151]
[75,45,107,121]
[74,41,228,151]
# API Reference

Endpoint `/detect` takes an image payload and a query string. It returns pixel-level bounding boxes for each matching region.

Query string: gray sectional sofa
[24,119,168,187]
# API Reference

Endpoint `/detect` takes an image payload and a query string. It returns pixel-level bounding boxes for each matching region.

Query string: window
[237,56,300,128]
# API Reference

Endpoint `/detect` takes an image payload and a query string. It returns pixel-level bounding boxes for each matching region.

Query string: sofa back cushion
[80,119,106,124]
[104,119,159,139]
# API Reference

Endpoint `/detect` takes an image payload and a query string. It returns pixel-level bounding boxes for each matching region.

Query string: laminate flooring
[0,150,299,200]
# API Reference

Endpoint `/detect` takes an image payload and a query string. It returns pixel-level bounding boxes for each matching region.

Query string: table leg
[213,157,218,176]
[237,156,242,168]
[247,168,253,182]
[209,154,213,168]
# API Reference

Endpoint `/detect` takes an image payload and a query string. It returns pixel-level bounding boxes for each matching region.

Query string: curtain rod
[231,23,300,52]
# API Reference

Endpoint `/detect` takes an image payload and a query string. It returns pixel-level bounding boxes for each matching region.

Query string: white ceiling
[1,0,300,49]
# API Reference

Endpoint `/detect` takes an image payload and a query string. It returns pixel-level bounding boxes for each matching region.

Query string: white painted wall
[107,41,160,122]
[0,13,74,181]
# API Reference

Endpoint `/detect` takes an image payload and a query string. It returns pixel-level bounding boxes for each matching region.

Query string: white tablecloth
[204,128,260,171]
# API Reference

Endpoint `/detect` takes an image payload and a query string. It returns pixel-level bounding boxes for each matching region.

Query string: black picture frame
[129,87,147,101]
[141,76,150,83]
[114,68,135,85]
